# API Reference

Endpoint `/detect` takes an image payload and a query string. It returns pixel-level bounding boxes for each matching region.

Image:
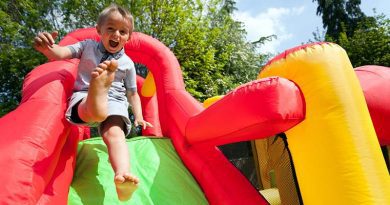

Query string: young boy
[33,4,152,201]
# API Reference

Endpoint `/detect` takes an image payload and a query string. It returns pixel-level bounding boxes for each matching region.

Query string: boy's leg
[101,116,139,201]
[78,60,118,123]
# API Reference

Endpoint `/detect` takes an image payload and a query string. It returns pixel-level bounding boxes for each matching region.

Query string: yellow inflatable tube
[259,43,390,204]
[203,95,224,108]
[141,72,156,97]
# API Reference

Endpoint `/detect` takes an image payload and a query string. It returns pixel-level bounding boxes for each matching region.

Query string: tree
[312,0,367,42]
[338,14,390,67]
[0,0,267,116]
[312,1,389,67]
[0,0,60,115]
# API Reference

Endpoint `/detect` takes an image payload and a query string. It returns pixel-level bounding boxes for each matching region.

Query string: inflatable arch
[258,43,389,204]
[0,28,388,204]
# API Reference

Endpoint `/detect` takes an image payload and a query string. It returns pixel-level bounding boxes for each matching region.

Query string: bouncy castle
[0,28,389,204]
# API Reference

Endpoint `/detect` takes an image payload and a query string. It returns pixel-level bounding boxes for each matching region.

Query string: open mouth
[109,40,119,48]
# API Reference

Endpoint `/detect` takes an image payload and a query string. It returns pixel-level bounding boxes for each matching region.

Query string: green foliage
[313,0,367,42]
[0,0,267,116]
[338,14,390,67]
[313,0,389,68]
[0,0,60,115]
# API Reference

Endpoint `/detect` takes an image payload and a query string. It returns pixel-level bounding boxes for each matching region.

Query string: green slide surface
[68,137,208,205]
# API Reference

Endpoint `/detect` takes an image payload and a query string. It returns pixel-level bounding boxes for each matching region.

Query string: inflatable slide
[0,28,388,204]
[68,137,208,204]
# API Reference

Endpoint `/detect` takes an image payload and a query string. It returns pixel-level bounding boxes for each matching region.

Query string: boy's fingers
[37,32,53,47]
[43,32,55,46]
[143,122,153,129]
[37,32,48,45]
[51,31,59,40]
[34,36,43,46]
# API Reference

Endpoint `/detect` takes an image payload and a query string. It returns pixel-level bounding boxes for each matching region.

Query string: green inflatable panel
[68,137,208,205]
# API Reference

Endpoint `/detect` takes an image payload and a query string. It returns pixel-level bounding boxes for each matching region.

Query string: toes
[114,175,125,184]
[91,67,105,78]
[118,173,139,184]
[107,59,118,72]
[95,67,104,73]
[125,174,139,183]
[98,62,108,70]
[115,173,139,201]
[91,71,99,78]
[97,60,117,72]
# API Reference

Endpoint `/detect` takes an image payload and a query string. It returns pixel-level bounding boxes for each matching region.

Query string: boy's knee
[79,110,107,123]
[80,105,108,123]
[92,113,108,123]
[101,118,126,140]
[102,129,123,144]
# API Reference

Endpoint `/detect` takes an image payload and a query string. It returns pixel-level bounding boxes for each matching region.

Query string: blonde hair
[97,4,134,31]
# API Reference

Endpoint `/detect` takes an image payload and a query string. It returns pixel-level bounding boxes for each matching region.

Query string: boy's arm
[127,90,153,129]
[34,31,72,60]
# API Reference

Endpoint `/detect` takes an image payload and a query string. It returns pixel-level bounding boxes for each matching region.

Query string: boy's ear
[96,25,101,35]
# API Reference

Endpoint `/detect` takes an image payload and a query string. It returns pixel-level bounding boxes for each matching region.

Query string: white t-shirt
[68,39,137,102]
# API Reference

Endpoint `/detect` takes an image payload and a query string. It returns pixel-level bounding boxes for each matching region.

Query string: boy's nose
[113,30,120,37]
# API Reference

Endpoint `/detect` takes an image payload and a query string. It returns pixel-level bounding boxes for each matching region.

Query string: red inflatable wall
[0,59,87,204]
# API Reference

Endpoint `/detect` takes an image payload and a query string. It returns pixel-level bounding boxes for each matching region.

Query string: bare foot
[79,60,118,122]
[90,59,118,88]
[115,173,139,201]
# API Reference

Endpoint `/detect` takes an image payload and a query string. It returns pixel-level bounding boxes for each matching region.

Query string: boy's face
[96,11,132,54]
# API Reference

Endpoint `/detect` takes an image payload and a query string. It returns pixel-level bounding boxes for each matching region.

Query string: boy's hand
[134,119,153,130]
[34,31,59,52]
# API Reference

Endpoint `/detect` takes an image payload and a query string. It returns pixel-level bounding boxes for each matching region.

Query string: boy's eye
[120,30,127,35]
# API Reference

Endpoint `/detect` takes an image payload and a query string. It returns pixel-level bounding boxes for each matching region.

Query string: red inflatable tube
[355,65,390,145]
[37,126,84,205]
[0,59,85,204]
[186,77,305,146]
